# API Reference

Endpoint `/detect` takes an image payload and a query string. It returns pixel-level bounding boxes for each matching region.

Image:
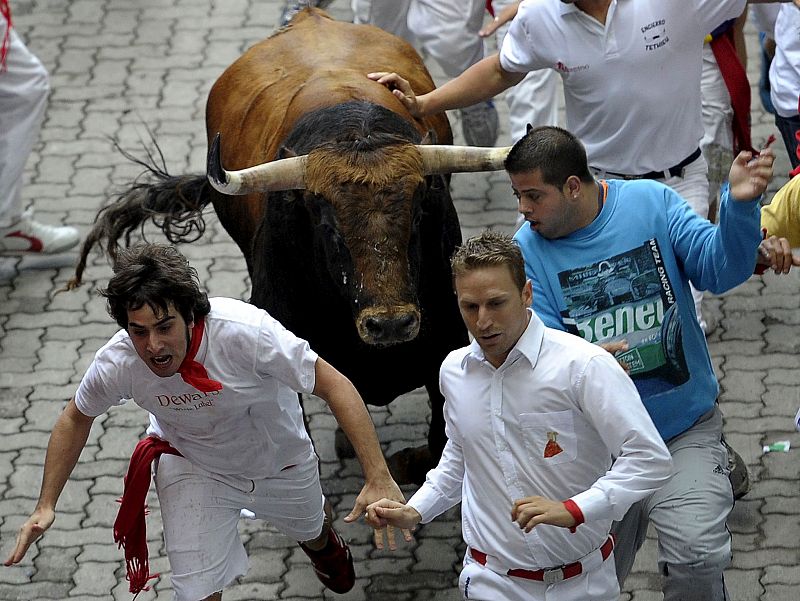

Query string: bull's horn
[418,145,512,175]
[207,133,307,195]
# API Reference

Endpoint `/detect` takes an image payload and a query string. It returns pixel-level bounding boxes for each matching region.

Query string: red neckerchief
[177,316,223,393]
[114,436,182,595]
[1,0,12,72]
[709,30,754,154]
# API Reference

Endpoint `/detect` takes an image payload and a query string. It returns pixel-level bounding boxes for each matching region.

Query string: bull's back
[206,8,450,166]
[205,8,451,258]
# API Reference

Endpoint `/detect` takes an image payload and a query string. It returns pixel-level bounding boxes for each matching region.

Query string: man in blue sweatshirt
[511,126,774,601]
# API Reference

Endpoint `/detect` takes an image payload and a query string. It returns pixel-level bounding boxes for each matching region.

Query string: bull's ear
[278,146,299,159]
[526,123,534,134]
[420,130,438,145]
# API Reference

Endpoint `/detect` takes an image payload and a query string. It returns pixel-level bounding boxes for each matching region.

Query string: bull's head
[207,127,510,347]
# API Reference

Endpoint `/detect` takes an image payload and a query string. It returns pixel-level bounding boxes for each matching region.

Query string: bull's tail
[66,145,212,290]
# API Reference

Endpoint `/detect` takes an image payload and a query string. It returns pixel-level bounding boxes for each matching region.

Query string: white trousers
[492,0,560,143]
[351,0,487,78]
[154,451,325,601]
[458,550,619,601]
[0,24,49,227]
[700,43,735,210]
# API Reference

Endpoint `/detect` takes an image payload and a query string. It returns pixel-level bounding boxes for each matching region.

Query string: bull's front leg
[385,380,445,486]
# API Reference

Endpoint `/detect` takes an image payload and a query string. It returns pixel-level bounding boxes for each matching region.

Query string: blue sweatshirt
[514,179,761,440]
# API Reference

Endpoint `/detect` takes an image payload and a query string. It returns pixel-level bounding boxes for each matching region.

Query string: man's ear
[564,175,582,199]
[522,279,533,308]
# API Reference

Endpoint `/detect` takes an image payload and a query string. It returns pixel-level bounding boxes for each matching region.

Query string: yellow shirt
[762,175,800,248]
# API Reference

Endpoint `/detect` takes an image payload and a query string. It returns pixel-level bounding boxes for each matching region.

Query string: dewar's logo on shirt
[156,389,220,409]
[641,18,669,51]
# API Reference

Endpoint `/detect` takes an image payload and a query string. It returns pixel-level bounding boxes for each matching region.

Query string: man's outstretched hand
[4,507,55,566]
[365,498,419,551]
[728,148,774,201]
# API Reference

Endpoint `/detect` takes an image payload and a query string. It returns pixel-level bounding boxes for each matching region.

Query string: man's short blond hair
[450,230,527,291]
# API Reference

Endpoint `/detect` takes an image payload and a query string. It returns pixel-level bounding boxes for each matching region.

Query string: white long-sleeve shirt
[409,310,672,570]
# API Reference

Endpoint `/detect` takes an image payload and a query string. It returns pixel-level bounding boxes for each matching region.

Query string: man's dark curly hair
[99,243,210,329]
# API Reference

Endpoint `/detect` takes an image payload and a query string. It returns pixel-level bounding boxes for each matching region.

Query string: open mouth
[151,355,172,368]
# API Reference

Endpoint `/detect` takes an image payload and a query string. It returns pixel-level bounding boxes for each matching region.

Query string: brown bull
[70,8,510,483]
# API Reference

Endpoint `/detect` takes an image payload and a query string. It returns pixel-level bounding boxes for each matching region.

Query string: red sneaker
[300,526,355,594]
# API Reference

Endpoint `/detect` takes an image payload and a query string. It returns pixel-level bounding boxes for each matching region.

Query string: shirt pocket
[518,410,577,466]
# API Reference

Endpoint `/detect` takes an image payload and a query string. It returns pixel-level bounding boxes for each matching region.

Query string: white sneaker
[0,209,80,254]
[459,100,499,147]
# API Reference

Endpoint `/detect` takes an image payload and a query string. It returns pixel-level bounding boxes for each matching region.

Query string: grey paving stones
[1,1,798,600]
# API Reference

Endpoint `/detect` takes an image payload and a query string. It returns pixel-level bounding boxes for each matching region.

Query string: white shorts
[153,451,325,601]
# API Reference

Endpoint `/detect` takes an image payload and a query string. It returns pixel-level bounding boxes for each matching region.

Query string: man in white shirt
[365,231,672,601]
[3,243,406,601]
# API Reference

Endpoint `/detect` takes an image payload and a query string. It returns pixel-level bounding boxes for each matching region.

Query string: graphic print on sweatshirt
[558,239,689,388]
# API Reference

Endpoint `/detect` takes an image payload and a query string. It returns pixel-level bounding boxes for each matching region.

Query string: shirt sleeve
[567,352,673,523]
[668,183,761,294]
[407,435,465,523]
[407,364,465,522]
[697,0,747,37]
[498,2,550,74]
[74,347,132,418]
[761,176,800,247]
[254,311,318,394]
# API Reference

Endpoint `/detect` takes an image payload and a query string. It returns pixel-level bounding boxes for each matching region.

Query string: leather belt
[599,147,702,180]
[469,535,614,585]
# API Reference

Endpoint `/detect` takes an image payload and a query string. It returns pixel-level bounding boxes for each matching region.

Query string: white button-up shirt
[409,310,671,570]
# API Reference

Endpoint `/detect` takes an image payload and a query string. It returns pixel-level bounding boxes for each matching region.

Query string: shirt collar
[462,309,546,371]
[559,0,616,20]
[559,1,582,18]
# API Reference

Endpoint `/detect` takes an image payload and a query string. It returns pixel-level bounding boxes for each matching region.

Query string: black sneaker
[300,526,355,594]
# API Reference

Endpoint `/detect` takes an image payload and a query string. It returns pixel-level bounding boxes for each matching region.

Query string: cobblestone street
[0,1,798,600]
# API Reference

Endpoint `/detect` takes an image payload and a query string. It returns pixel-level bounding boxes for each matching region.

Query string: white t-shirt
[500,0,746,173]
[75,297,318,479]
[770,4,800,118]
[408,311,671,570]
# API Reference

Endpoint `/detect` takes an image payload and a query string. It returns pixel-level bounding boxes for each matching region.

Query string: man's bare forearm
[419,54,526,116]
[36,399,94,510]
[313,360,391,481]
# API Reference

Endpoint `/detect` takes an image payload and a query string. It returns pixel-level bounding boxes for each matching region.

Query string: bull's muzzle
[356,304,420,346]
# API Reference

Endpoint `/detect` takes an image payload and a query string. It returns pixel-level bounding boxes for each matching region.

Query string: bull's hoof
[386,445,436,485]
[334,427,356,459]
